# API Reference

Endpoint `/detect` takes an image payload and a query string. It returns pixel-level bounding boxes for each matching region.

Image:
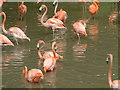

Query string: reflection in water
[2,45,30,70]
[88,20,99,41]
[73,41,87,58]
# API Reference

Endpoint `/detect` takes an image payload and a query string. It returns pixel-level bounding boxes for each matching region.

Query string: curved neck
[38,43,45,60]
[22,1,24,5]
[1,12,8,34]
[52,44,56,58]
[24,67,28,79]
[54,0,58,14]
[41,5,48,27]
[38,49,43,60]
[108,60,113,88]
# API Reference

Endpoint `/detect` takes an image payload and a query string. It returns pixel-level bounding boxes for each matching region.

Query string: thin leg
[77,33,81,44]
[15,38,19,45]
[53,29,55,40]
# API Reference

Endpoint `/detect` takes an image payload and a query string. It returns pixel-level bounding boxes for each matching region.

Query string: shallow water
[1,2,118,88]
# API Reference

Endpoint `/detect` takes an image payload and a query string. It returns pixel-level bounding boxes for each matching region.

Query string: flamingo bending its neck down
[43,42,57,73]
[72,20,88,40]
[88,0,100,15]
[52,0,67,22]
[22,66,44,83]
[0,34,14,46]
[19,1,27,17]
[106,54,120,89]
[37,40,63,61]
[39,5,67,32]
[0,12,30,45]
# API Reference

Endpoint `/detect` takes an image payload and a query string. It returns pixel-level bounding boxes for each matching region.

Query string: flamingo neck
[38,43,45,60]
[24,67,28,79]
[52,44,56,58]
[1,12,8,34]
[41,5,48,27]
[38,49,43,60]
[22,1,24,5]
[54,0,58,14]
[108,59,113,88]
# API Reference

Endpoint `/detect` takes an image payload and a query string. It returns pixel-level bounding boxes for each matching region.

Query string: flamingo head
[106,54,113,64]
[53,0,58,6]
[94,0,100,5]
[37,40,45,50]
[39,5,46,12]
[52,42,57,51]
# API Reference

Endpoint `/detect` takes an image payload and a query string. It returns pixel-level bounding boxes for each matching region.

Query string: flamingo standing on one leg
[52,0,67,22]
[88,0,100,18]
[19,1,27,16]
[19,1,27,20]
[0,12,30,45]
[43,42,57,73]
[106,54,120,89]
[0,34,14,46]
[39,5,67,32]
[72,20,88,40]
[22,66,44,83]
[37,40,63,61]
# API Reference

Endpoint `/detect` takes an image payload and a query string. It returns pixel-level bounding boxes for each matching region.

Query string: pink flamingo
[0,12,30,45]
[37,40,63,60]
[39,5,67,33]
[22,66,44,83]
[88,0,100,15]
[36,0,44,4]
[0,34,14,46]
[72,20,88,40]
[19,1,27,16]
[0,0,6,8]
[106,54,120,88]
[43,42,57,73]
[52,0,67,22]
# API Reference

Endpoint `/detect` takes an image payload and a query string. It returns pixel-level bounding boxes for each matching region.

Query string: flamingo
[52,0,67,22]
[0,0,6,8]
[22,66,44,83]
[19,1,27,17]
[72,20,88,40]
[37,40,63,60]
[43,42,57,73]
[39,5,67,33]
[88,0,100,15]
[0,12,30,45]
[106,54,120,89]
[0,34,14,46]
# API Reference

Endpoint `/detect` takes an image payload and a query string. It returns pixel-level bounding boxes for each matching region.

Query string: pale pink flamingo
[52,0,67,22]
[0,0,6,8]
[0,34,14,46]
[37,40,63,61]
[88,0,100,16]
[72,20,88,40]
[0,12,30,45]
[19,1,27,17]
[106,54,120,89]
[36,0,44,4]
[22,66,44,83]
[43,42,57,73]
[39,5,67,33]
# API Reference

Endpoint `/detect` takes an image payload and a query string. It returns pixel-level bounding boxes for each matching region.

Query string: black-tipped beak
[37,47,40,50]
[106,61,109,64]
[53,4,55,6]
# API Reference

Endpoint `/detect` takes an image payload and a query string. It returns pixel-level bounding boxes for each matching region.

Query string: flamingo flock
[1,0,119,89]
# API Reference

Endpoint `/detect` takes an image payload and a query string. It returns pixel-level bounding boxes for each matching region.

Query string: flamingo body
[72,20,87,37]
[19,1,27,16]
[22,66,44,83]
[0,34,14,46]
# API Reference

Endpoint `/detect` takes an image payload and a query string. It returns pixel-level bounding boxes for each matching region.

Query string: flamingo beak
[106,57,109,64]
[44,67,46,73]
[37,43,40,50]
[39,7,43,12]
[54,46,57,51]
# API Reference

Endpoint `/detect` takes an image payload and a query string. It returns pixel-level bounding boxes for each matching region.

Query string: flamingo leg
[53,29,55,40]
[77,33,81,42]
[15,38,19,45]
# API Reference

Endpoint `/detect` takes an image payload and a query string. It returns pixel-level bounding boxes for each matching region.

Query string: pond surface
[1,2,119,88]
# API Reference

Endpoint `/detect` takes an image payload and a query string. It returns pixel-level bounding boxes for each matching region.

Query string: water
[1,2,118,88]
